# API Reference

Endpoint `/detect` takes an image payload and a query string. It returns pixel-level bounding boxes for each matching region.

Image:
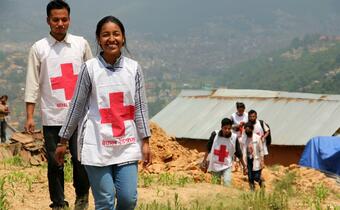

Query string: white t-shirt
[231,112,248,125]
[231,112,248,137]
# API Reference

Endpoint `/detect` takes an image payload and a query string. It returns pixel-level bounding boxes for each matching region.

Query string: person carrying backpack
[248,110,271,156]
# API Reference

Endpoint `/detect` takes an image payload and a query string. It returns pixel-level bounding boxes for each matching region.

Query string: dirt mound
[232,164,340,194]
[141,122,339,194]
[139,122,209,181]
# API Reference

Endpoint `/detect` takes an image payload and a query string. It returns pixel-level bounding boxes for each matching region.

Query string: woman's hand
[142,138,152,168]
[55,138,68,166]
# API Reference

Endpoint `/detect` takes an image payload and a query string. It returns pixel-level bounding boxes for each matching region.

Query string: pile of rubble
[0,131,46,165]
[139,122,209,181]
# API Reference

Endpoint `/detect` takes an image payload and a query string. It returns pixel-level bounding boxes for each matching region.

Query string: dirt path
[1,165,339,210]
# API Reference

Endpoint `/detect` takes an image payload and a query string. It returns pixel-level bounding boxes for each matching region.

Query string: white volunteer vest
[253,120,269,155]
[242,133,262,171]
[208,131,237,172]
[36,35,85,125]
[79,56,142,166]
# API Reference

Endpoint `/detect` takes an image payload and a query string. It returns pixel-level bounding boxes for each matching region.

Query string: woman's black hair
[236,102,245,109]
[95,16,130,54]
[46,0,70,17]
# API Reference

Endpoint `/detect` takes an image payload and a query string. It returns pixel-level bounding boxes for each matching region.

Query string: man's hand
[55,144,67,166]
[25,103,36,134]
[260,160,265,169]
[200,159,209,172]
[243,167,248,175]
[25,118,35,134]
[142,138,152,168]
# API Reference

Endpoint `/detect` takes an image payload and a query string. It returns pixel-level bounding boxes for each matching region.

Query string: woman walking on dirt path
[55,16,152,210]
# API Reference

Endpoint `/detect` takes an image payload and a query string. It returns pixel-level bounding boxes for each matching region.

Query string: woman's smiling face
[98,21,125,60]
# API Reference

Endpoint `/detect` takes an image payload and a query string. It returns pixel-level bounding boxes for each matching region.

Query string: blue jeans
[85,162,138,210]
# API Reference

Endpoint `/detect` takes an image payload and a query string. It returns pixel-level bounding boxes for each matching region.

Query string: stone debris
[139,122,209,181]
[0,130,46,165]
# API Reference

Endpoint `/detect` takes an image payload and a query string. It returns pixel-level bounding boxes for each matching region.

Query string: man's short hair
[244,122,254,130]
[0,95,8,100]
[248,109,257,115]
[47,0,70,17]
[236,102,245,109]
[221,118,232,127]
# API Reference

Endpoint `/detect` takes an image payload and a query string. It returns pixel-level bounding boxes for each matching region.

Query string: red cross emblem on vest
[99,92,135,137]
[50,63,78,100]
[214,145,229,162]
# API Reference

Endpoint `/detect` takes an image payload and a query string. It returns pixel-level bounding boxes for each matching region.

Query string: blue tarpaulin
[299,136,340,176]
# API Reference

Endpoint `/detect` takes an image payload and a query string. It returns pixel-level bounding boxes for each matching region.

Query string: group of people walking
[18,0,273,209]
[202,102,271,191]
[24,1,150,209]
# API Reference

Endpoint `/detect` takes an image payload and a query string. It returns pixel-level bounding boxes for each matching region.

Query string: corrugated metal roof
[151,88,340,146]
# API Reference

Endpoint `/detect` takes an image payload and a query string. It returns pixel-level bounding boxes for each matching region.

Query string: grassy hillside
[218,35,340,94]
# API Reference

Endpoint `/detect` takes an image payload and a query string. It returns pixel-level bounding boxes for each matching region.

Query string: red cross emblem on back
[50,63,78,100]
[99,92,135,137]
[214,145,229,162]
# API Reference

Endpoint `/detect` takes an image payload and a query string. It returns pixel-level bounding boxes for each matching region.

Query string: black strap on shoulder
[259,120,264,130]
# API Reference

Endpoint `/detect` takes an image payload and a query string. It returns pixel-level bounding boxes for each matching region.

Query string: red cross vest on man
[36,35,86,125]
[78,56,142,166]
[208,131,237,172]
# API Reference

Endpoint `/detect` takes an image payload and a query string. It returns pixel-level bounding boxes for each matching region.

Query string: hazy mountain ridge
[218,36,340,94]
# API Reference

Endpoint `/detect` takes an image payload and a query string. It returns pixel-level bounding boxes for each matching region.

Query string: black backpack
[259,120,271,146]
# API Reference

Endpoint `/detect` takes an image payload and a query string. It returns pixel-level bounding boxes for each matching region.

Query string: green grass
[240,189,289,210]
[0,171,37,210]
[138,172,193,188]
[137,193,228,210]
[273,171,297,196]
[303,183,333,210]
[2,155,27,167]
[0,176,10,210]
[64,155,73,183]
[5,171,37,192]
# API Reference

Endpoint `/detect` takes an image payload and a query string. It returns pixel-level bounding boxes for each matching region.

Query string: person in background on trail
[0,95,10,143]
[202,118,247,186]
[230,102,248,171]
[55,15,152,210]
[24,1,92,209]
[248,109,270,157]
[241,122,264,191]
